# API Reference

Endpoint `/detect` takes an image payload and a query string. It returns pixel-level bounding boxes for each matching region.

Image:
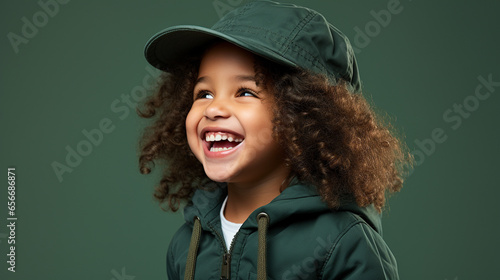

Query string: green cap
[144,0,361,93]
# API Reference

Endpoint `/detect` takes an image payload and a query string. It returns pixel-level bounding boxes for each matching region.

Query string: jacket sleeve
[321,222,399,280]
[167,238,179,280]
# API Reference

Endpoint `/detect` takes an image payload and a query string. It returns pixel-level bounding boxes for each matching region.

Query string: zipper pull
[220,253,231,280]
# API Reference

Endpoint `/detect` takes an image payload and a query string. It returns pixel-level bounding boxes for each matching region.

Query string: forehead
[197,42,256,76]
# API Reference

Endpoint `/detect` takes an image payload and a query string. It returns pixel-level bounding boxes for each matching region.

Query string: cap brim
[144,25,298,71]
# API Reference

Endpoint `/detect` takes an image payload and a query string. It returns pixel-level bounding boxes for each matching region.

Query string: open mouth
[203,131,244,152]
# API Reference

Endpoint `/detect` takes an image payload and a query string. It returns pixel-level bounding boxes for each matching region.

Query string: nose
[204,96,231,120]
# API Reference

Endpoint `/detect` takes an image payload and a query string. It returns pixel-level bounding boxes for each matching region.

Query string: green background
[1,0,499,279]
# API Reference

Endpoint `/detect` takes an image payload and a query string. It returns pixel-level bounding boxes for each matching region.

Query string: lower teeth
[210,146,234,152]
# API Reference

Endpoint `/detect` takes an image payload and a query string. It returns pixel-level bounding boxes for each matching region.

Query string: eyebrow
[194,75,257,86]
[195,76,208,85]
[234,75,256,82]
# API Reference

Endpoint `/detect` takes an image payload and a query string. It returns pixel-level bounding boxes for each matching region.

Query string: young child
[138,1,411,279]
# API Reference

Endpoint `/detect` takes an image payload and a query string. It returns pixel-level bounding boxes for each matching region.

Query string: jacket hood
[183,180,383,235]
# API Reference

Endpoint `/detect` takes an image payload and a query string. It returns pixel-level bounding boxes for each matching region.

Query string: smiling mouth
[204,131,244,152]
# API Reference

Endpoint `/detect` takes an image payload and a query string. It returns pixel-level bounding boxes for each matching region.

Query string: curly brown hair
[136,53,412,213]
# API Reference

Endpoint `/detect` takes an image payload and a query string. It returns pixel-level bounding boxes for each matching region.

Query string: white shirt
[220,196,243,251]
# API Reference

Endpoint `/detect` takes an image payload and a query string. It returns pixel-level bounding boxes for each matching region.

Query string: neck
[224,166,290,223]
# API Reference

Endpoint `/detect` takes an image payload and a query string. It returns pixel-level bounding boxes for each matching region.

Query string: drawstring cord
[184,216,201,280]
[184,213,269,279]
[257,212,269,280]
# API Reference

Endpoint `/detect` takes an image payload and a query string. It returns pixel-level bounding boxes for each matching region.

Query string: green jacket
[166,182,399,279]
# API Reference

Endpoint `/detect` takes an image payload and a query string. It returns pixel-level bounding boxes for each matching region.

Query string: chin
[203,165,237,183]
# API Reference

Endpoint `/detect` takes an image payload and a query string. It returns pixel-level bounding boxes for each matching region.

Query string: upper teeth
[205,132,243,142]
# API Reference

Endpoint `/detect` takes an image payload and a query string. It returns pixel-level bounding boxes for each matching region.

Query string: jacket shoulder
[308,209,375,239]
[319,216,399,280]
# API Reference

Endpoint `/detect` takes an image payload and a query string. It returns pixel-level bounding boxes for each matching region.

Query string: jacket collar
[183,180,383,235]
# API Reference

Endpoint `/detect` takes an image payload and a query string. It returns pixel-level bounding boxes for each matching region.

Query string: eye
[194,90,213,100]
[237,87,258,98]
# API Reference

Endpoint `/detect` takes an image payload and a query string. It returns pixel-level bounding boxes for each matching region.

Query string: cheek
[246,108,276,147]
[185,109,200,154]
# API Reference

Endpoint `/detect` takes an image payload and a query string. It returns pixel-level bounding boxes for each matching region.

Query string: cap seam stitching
[285,11,330,75]
[281,11,315,54]
[218,25,331,76]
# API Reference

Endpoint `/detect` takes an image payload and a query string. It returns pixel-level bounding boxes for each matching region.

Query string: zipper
[220,253,231,280]
[208,223,241,280]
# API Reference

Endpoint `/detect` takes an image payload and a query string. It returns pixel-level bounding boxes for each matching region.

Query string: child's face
[186,42,287,184]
